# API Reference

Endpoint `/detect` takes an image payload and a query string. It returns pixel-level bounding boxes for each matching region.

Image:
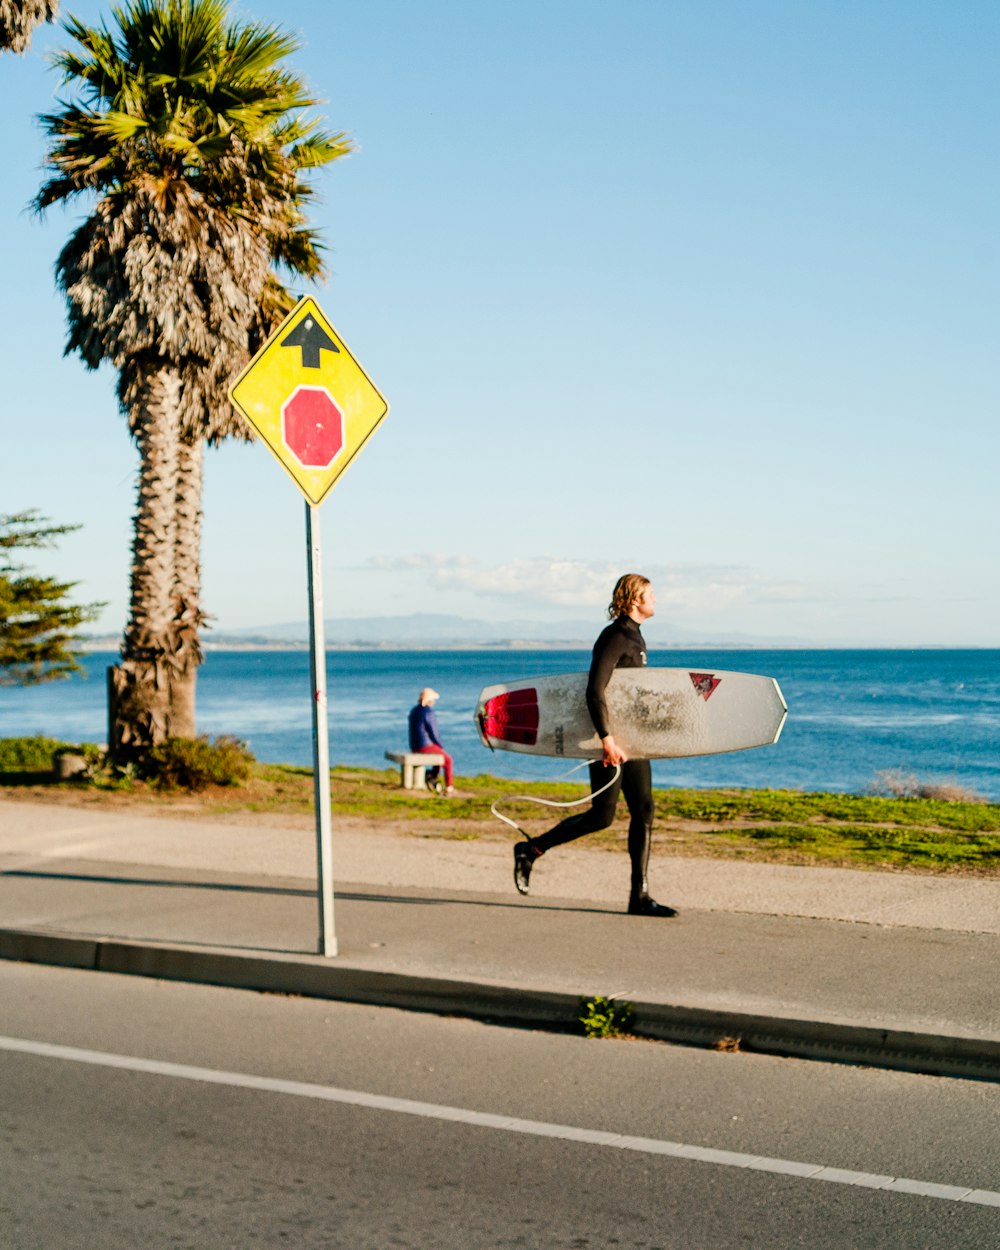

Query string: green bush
[0,735,87,772]
[144,735,255,791]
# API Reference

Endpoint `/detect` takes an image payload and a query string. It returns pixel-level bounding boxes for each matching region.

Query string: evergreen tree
[0,511,102,685]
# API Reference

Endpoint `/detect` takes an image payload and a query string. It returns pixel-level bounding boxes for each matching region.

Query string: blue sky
[1,0,996,646]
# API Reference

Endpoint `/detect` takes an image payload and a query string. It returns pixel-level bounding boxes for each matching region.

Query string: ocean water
[2,649,998,799]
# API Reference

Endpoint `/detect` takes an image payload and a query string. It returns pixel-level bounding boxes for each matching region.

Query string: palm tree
[1,0,59,54]
[36,0,351,759]
[168,274,307,736]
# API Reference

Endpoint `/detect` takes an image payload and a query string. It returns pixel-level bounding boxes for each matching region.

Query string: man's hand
[601,734,627,767]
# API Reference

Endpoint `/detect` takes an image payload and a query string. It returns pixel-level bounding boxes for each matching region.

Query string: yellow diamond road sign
[228,296,388,506]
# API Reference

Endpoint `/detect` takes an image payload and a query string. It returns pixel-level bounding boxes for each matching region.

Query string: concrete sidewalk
[2,798,999,1082]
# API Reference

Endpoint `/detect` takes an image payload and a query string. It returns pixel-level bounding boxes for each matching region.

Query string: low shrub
[144,735,255,791]
[0,736,95,773]
[0,736,62,771]
[868,769,984,804]
[916,782,985,803]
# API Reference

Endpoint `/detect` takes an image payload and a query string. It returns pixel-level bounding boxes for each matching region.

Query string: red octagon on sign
[281,386,344,469]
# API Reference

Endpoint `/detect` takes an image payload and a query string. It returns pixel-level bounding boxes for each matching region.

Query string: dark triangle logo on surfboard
[689,672,721,700]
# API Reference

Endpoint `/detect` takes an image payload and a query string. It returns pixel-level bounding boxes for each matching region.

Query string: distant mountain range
[203,613,804,649]
[221,613,612,647]
[81,613,809,651]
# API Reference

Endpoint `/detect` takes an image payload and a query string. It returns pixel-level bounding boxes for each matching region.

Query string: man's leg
[416,744,451,790]
[514,761,621,894]
[622,760,677,917]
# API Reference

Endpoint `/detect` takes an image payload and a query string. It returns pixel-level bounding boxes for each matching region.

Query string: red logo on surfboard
[689,672,721,700]
[480,689,540,745]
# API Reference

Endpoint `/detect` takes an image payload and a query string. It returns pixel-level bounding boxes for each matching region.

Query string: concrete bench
[385,750,445,790]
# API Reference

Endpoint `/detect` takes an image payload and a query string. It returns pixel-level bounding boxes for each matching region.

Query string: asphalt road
[2,962,999,1249]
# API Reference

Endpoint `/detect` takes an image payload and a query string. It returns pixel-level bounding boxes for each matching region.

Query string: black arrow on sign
[281,315,340,369]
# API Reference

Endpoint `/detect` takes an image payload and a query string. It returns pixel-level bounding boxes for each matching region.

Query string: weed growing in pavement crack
[577,995,636,1039]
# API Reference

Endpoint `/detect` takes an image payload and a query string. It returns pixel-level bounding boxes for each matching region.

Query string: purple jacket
[409,704,443,751]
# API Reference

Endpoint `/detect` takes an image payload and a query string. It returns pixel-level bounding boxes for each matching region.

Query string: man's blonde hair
[608,573,650,619]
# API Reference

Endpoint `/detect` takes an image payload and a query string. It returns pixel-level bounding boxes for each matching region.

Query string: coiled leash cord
[490,761,623,838]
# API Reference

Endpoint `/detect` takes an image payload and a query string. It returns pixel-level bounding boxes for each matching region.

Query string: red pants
[417,744,453,787]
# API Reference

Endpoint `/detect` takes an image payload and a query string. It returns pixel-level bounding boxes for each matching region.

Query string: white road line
[2,1033,998,1209]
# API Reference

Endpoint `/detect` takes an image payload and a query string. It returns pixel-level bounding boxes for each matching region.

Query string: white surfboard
[475,667,787,760]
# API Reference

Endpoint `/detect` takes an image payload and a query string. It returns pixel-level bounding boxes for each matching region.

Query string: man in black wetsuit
[513,573,678,917]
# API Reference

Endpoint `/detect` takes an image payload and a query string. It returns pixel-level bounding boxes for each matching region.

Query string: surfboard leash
[489,762,623,838]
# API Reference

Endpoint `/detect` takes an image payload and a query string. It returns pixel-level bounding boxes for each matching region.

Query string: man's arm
[586,628,627,766]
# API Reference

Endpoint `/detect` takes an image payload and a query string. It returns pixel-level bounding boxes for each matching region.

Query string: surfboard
[475,668,787,760]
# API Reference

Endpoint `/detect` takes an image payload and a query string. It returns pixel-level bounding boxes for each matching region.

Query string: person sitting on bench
[408,687,454,794]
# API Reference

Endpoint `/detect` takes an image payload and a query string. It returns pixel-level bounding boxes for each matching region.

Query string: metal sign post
[228,295,388,961]
[306,502,336,956]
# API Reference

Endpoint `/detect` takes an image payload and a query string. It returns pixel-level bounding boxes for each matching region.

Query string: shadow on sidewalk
[1,867,621,916]
[2,868,309,897]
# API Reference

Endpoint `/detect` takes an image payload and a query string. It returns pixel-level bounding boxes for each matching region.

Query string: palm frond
[289,132,353,170]
[223,20,301,82]
[1,0,60,55]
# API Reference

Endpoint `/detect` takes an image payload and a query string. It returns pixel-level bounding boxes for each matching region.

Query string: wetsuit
[531,615,655,903]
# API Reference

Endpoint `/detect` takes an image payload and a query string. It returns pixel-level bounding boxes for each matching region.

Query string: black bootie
[627,894,679,917]
[513,841,539,895]
[627,822,678,916]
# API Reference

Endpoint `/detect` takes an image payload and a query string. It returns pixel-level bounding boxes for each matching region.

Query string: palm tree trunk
[168,437,204,739]
[109,369,181,763]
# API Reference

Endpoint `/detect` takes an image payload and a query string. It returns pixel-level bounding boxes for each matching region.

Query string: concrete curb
[5,924,1000,1084]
